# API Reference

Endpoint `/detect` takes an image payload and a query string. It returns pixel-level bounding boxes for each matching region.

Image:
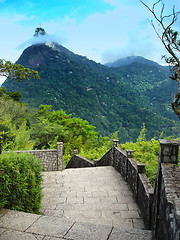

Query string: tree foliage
[120,125,160,186]
[31,105,98,154]
[141,0,180,117]
[0,59,39,82]
[0,88,32,151]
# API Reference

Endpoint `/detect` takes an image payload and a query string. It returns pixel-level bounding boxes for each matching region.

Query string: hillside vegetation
[3,43,180,142]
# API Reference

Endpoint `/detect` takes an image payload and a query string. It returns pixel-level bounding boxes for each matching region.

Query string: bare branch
[141,0,180,117]
[160,2,165,20]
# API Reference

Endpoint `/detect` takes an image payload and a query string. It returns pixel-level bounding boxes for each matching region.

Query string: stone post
[113,139,119,147]
[93,159,99,166]
[158,139,180,164]
[126,149,133,158]
[112,139,119,166]
[73,149,78,155]
[57,142,63,171]
[137,163,146,173]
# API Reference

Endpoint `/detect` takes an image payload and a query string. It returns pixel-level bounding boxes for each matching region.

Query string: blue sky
[0,0,115,23]
[0,0,180,84]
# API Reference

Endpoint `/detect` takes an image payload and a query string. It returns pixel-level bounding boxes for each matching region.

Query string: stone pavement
[0,166,152,239]
[42,166,145,228]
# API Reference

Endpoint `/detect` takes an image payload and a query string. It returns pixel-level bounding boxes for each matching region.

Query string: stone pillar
[113,139,119,147]
[93,159,99,166]
[158,139,180,164]
[112,139,119,166]
[57,142,63,171]
[126,149,133,158]
[73,149,78,155]
[137,163,146,173]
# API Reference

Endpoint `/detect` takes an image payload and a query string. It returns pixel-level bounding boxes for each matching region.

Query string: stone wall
[66,150,94,169]
[95,148,113,167]
[66,147,113,169]
[151,140,180,240]
[9,142,63,171]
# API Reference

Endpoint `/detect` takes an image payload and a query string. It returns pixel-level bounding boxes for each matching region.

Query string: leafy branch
[0,59,39,82]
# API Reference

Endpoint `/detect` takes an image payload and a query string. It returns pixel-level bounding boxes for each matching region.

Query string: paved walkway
[42,166,145,228]
[0,166,152,239]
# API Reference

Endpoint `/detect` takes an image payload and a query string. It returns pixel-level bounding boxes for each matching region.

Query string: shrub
[0,152,43,214]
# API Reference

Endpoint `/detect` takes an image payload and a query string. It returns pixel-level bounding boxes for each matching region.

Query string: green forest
[0,86,178,186]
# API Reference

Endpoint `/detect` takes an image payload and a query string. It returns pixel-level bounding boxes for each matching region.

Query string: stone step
[0,209,152,240]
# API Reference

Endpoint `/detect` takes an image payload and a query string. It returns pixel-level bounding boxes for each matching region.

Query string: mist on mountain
[18,27,66,50]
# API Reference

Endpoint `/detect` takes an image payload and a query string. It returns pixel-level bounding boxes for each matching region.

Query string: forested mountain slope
[3,42,180,142]
[110,62,178,121]
[104,56,168,69]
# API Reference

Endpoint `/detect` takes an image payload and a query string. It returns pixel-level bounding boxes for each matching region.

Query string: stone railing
[7,142,63,171]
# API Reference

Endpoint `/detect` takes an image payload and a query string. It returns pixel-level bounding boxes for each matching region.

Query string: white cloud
[56,2,167,64]
[18,33,67,49]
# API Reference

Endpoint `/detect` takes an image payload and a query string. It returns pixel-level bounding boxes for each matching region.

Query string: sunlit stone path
[0,166,152,239]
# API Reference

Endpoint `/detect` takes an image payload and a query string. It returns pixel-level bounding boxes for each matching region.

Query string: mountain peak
[31,28,66,53]
[105,56,160,68]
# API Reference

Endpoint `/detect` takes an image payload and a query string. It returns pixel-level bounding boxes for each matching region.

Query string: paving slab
[108,228,152,240]
[0,209,151,240]
[0,210,41,231]
[26,215,74,238]
[64,221,113,240]
[132,219,146,230]
[43,237,64,240]
[0,227,6,235]
[0,230,44,240]
[0,209,9,217]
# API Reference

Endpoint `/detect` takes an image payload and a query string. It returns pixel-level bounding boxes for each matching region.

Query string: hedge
[0,152,43,214]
